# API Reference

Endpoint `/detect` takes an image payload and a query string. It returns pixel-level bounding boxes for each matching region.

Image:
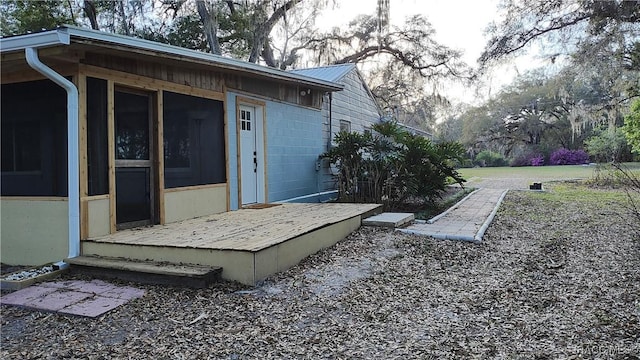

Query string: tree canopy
[623,99,640,154]
[433,0,640,165]
[0,0,471,131]
[480,0,640,70]
[437,61,639,165]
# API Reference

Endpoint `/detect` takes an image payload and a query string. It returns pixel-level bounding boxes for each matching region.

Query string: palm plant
[322,121,466,210]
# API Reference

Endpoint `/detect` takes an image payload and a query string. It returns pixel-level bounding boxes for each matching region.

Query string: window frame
[162,91,226,189]
[339,119,352,133]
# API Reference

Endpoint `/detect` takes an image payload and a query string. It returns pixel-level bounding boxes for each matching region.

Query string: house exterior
[289,64,382,192]
[0,26,343,266]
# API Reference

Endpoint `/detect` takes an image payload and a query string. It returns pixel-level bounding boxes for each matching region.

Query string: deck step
[66,256,222,288]
[362,212,415,228]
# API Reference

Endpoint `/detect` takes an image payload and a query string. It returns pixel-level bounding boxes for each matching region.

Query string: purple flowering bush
[530,154,545,166]
[511,153,545,167]
[549,148,589,165]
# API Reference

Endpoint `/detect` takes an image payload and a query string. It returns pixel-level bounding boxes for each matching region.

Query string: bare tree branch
[480,0,640,67]
[249,0,304,63]
[480,14,590,64]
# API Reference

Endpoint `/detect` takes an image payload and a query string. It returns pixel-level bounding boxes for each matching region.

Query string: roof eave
[63,26,343,91]
[0,29,70,52]
[1,26,343,92]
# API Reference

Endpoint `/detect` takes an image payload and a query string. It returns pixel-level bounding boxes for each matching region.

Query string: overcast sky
[316,0,547,105]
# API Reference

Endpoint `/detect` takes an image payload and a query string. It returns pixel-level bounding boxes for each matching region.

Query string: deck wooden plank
[89,203,381,252]
[67,255,220,277]
[67,255,222,288]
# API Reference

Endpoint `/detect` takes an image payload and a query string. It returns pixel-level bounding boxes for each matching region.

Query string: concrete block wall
[228,69,380,206]
[266,101,324,202]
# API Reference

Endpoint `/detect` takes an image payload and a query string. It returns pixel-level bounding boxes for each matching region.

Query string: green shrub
[585,126,633,163]
[622,99,640,155]
[322,122,466,210]
[474,150,508,167]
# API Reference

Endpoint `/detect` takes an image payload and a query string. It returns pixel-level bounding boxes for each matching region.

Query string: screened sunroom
[0,26,341,266]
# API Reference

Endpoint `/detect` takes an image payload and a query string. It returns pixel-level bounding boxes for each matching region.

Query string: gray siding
[326,71,381,144]
[320,70,381,192]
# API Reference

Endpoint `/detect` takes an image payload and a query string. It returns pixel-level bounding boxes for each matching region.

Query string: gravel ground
[2,183,639,359]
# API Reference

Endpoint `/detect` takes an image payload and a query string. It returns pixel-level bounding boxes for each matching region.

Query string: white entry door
[239,105,263,205]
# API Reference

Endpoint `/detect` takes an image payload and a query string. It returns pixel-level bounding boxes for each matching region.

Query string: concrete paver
[25,291,93,312]
[399,188,508,242]
[0,286,58,305]
[362,212,415,227]
[99,286,146,300]
[1,279,144,318]
[59,296,129,317]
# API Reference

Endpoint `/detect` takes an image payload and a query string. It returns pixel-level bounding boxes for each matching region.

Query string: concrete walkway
[398,188,508,243]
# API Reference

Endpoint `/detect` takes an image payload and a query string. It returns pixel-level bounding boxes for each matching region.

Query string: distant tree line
[437,0,640,166]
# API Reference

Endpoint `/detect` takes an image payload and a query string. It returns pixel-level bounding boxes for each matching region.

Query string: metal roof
[397,122,433,138]
[0,26,343,92]
[289,64,356,83]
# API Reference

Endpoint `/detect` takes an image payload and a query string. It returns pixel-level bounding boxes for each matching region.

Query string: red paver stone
[3,280,144,317]
[39,280,86,289]
[1,285,58,305]
[23,290,93,311]
[59,296,129,318]
[100,287,145,300]
[65,279,118,294]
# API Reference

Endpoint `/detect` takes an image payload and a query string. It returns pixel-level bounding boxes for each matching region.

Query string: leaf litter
[1,186,639,359]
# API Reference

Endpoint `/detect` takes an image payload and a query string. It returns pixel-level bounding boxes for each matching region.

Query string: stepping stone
[1,280,145,318]
[24,290,93,312]
[363,212,415,228]
[59,296,129,317]
[1,285,58,305]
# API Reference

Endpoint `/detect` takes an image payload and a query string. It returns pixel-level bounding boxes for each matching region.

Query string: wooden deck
[82,203,381,285]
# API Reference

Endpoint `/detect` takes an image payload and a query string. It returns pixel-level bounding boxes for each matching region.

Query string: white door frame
[238,101,266,205]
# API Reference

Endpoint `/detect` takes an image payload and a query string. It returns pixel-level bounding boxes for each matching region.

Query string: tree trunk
[117,0,129,35]
[83,0,99,30]
[261,38,278,68]
[196,0,222,55]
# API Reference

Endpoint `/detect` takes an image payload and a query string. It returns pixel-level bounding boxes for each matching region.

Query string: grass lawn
[458,162,640,189]
[459,164,598,179]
